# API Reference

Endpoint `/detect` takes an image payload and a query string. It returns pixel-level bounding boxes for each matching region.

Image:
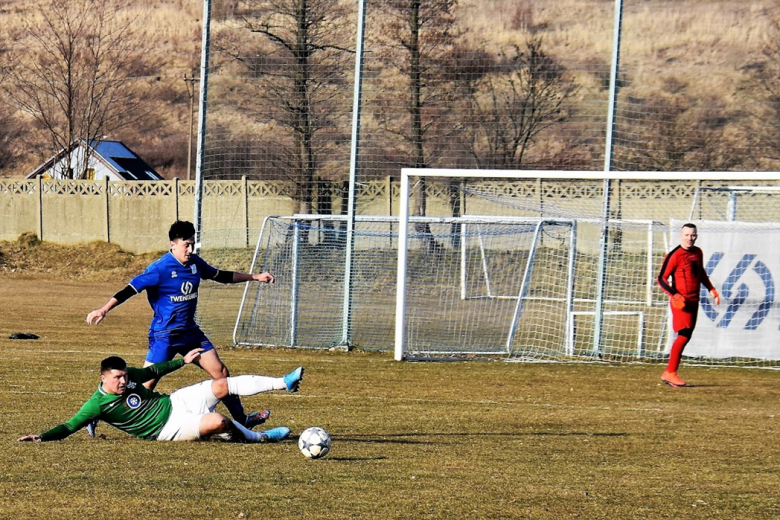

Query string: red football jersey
[657,245,714,302]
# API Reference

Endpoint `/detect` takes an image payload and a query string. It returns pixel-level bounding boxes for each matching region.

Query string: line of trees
[213,0,581,221]
[2,0,161,179]
[2,0,780,211]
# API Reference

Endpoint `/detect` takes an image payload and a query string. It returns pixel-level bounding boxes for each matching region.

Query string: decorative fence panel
[0,177,752,253]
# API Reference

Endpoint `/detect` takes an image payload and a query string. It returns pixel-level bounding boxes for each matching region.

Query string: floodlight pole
[339,0,367,349]
[593,0,624,355]
[193,0,212,252]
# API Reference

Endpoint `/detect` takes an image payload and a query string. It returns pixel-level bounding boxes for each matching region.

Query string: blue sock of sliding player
[221,394,247,424]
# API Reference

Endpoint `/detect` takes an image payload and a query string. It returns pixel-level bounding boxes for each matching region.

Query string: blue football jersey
[128,252,219,334]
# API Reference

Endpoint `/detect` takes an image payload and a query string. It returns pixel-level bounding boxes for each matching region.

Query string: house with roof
[26,139,162,181]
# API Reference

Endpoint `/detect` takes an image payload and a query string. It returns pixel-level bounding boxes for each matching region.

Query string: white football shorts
[156,380,220,441]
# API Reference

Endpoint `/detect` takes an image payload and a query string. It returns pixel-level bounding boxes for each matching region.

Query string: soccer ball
[298,427,331,459]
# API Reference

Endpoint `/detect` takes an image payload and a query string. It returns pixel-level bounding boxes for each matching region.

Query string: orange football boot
[661,371,686,388]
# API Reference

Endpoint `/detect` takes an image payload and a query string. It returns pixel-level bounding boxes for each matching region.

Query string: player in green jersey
[18,349,304,443]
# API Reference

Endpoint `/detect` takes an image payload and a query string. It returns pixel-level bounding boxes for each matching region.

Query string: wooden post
[536,177,543,216]
[460,179,466,216]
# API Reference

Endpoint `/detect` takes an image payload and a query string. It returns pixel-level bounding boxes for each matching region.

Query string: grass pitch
[1,278,779,519]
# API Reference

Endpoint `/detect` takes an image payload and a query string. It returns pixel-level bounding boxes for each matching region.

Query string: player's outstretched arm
[246,271,273,283]
[18,434,41,442]
[229,271,274,284]
[86,298,118,325]
[210,270,275,285]
[86,285,138,325]
[137,349,204,384]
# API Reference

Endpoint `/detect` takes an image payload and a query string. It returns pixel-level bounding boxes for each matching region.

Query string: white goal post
[394,169,780,362]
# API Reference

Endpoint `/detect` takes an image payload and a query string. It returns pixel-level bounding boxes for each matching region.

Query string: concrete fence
[1,177,767,253]
[0,178,298,253]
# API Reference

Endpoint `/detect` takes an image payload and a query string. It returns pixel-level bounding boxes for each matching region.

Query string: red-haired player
[657,223,720,387]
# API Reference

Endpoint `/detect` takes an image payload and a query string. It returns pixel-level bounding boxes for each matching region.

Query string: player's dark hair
[682,223,697,232]
[100,356,127,374]
[169,220,196,241]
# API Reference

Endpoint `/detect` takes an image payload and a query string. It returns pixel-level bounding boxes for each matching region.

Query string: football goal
[394,169,780,364]
[230,169,780,366]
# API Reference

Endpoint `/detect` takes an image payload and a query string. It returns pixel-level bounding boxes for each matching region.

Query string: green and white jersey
[40,359,185,442]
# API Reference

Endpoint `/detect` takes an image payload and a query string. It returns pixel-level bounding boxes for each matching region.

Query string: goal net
[233,215,400,350]
[392,169,780,365]
[232,169,780,367]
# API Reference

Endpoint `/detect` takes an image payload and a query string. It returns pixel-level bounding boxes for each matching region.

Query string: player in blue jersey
[18,349,304,443]
[86,220,275,433]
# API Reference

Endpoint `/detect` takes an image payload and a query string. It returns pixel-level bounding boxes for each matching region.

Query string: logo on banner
[702,252,775,330]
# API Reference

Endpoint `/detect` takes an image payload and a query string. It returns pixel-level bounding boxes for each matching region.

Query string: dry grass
[1,274,780,519]
[0,233,163,282]
[2,0,779,177]
[460,0,777,102]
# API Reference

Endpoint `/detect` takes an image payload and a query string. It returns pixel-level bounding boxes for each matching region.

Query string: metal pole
[339,0,367,349]
[184,74,197,181]
[593,0,624,355]
[395,173,411,361]
[505,222,543,353]
[603,0,623,173]
[564,220,577,356]
[104,177,110,243]
[193,0,212,251]
[233,215,274,345]
[290,221,300,346]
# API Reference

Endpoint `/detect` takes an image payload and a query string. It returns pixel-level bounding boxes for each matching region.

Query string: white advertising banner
[667,219,780,360]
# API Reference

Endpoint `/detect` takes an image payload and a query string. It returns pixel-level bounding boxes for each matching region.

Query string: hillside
[0,0,203,179]
[1,0,778,180]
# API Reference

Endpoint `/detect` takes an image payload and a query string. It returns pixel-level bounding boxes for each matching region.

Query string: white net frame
[394,168,780,365]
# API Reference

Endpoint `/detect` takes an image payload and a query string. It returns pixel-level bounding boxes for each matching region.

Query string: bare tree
[4,0,159,179]
[0,91,22,175]
[461,38,578,170]
[222,0,353,214]
[372,0,463,251]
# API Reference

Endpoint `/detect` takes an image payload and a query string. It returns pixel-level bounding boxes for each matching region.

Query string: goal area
[233,169,780,367]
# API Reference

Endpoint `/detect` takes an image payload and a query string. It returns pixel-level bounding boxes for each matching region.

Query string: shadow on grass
[676,384,722,388]
[321,456,389,462]
[333,431,628,445]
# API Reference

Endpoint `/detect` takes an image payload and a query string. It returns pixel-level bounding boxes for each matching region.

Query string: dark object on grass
[9,333,40,340]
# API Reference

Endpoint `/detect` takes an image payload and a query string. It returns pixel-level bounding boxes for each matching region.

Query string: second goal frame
[394,168,780,361]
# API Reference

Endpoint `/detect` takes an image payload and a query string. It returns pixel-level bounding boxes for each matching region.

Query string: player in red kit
[657,223,720,387]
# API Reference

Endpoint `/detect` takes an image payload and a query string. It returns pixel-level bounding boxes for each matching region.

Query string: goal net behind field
[231,170,780,366]
[232,215,580,355]
[233,216,399,350]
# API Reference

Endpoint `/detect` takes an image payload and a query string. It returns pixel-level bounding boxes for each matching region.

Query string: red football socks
[666,334,690,373]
